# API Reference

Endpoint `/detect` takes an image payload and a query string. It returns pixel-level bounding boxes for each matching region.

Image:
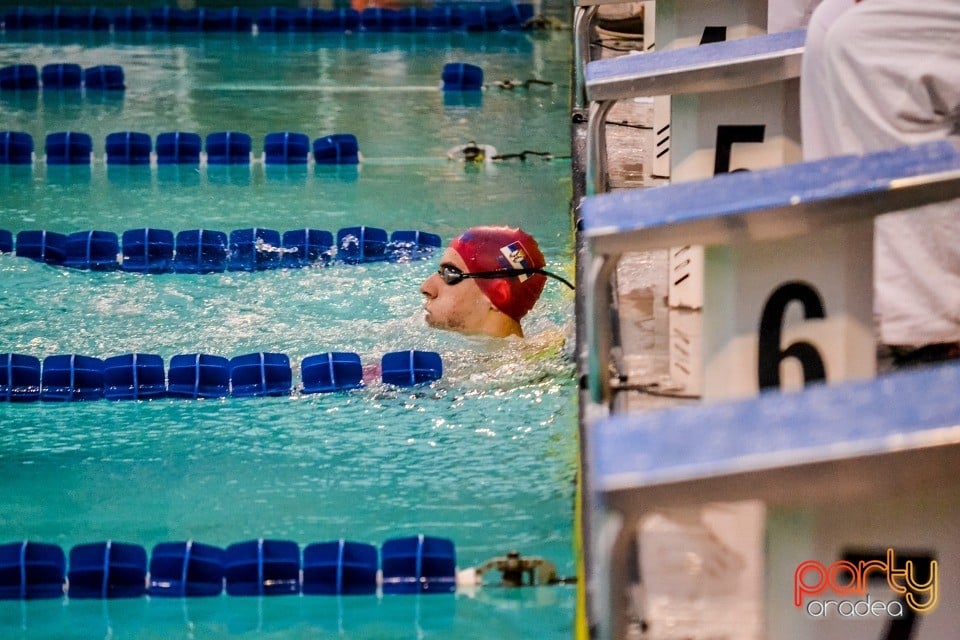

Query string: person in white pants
[801,0,960,367]
[768,0,823,34]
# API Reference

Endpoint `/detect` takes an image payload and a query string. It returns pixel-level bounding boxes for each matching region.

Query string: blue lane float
[500,2,536,29]
[1,350,443,402]
[391,229,442,248]
[112,7,148,31]
[40,63,82,90]
[0,541,65,600]
[40,354,104,401]
[461,5,500,32]
[190,8,254,32]
[15,230,67,264]
[281,228,334,268]
[225,539,301,596]
[148,541,226,597]
[313,133,359,165]
[156,131,202,165]
[381,350,444,386]
[206,131,252,165]
[263,131,310,165]
[0,353,41,402]
[290,7,324,32]
[229,352,292,398]
[389,230,442,261]
[0,131,32,164]
[301,352,363,394]
[1,7,40,30]
[84,64,125,90]
[7,130,361,166]
[293,8,360,32]
[1,4,536,33]
[229,228,283,271]
[381,534,457,594]
[0,64,123,91]
[1,535,455,600]
[395,8,431,31]
[442,63,484,91]
[255,7,293,32]
[4,225,435,269]
[303,540,378,596]
[173,229,228,273]
[167,353,231,399]
[0,64,38,90]
[67,541,147,600]
[63,230,120,270]
[360,7,398,32]
[429,6,464,31]
[103,353,167,401]
[337,225,388,263]
[121,228,175,273]
[41,7,111,31]
[148,6,190,31]
[45,132,92,165]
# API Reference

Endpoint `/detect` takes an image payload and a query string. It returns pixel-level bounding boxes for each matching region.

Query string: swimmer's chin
[423,312,449,331]
[423,312,466,335]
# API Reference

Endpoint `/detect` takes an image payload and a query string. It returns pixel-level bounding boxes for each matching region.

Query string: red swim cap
[449,226,547,322]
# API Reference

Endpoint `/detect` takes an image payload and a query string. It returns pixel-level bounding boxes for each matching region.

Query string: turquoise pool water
[0,27,577,638]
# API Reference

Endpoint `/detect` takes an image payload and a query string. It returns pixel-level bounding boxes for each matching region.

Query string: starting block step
[588,362,960,640]
[591,362,960,506]
[583,140,960,255]
[586,28,805,102]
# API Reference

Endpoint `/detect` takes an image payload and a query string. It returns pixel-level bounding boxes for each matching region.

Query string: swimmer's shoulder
[517,328,567,360]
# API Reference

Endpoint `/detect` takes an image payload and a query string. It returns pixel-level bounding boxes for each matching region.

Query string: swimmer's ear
[487,280,511,311]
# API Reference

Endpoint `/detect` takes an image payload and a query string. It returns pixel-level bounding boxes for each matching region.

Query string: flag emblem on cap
[500,241,532,281]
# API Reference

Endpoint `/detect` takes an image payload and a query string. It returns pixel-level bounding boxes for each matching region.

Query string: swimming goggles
[437,264,575,290]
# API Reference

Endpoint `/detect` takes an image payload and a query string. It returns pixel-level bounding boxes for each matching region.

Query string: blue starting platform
[585,28,804,104]
[582,140,960,253]
[581,140,960,402]
[584,29,805,193]
[587,362,960,640]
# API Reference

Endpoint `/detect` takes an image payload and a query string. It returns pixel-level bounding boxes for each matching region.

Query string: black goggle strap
[444,266,575,290]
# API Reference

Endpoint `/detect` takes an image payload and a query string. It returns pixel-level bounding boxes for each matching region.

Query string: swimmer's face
[420,248,493,335]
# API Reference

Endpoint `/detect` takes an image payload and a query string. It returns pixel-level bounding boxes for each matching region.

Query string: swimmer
[420,226,573,339]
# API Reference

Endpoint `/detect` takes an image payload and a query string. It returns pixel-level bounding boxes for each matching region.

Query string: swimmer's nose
[420,273,439,299]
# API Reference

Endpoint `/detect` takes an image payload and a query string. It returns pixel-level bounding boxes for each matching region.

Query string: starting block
[585,28,805,193]
[587,362,960,640]
[582,140,960,403]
